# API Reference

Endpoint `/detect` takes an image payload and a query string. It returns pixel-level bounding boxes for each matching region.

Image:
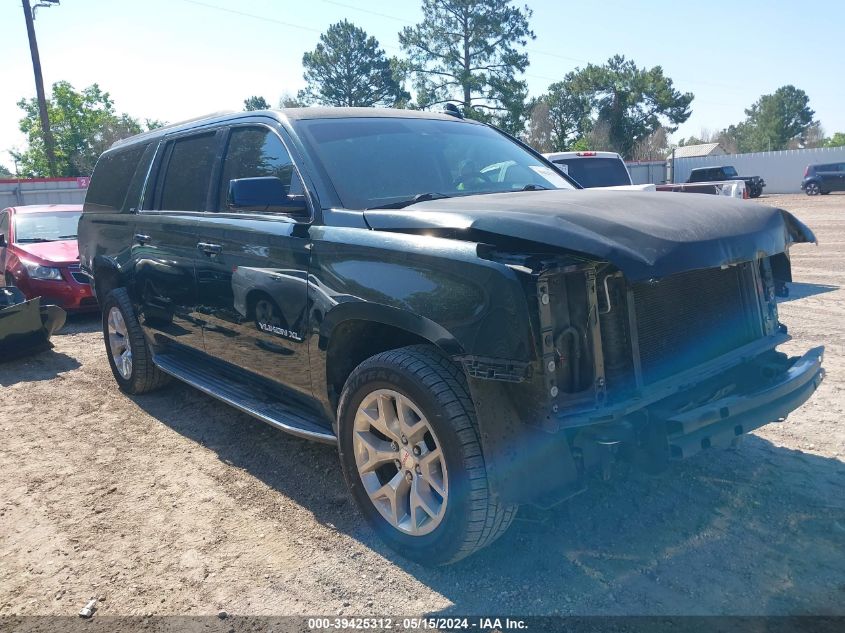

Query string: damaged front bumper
[470,343,825,507]
[663,346,824,458]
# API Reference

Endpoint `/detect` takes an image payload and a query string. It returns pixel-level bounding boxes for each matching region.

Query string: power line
[180,0,751,94]
[178,0,321,33]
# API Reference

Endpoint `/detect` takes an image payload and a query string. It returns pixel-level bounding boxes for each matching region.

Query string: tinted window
[552,157,631,188]
[0,211,8,238]
[84,143,148,213]
[297,117,573,210]
[218,127,303,211]
[722,166,738,178]
[159,133,218,211]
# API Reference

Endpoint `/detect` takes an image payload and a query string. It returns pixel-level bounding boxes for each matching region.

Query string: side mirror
[227,177,308,216]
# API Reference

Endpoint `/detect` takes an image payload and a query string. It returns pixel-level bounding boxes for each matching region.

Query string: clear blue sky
[1,0,843,171]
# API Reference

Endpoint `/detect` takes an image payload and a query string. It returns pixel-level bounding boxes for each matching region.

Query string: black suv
[687,165,766,198]
[801,162,845,195]
[79,108,823,564]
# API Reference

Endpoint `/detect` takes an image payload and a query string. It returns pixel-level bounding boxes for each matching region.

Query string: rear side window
[158,133,218,212]
[84,143,149,213]
[217,126,303,211]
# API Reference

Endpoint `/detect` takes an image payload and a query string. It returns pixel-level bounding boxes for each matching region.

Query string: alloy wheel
[352,389,448,536]
[806,183,820,196]
[107,306,133,379]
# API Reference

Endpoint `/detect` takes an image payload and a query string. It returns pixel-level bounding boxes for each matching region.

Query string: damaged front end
[0,287,66,361]
[467,250,824,508]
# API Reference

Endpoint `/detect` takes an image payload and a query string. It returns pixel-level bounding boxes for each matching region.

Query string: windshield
[722,166,738,178]
[14,212,81,243]
[296,117,574,209]
[551,157,631,188]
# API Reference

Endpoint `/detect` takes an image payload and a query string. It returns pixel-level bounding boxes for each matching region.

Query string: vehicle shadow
[779,282,839,303]
[0,348,81,385]
[57,311,101,335]
[132,386,845,616]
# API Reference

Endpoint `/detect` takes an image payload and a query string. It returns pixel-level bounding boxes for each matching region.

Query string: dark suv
[801,162,845,195]
[79,108,824,565]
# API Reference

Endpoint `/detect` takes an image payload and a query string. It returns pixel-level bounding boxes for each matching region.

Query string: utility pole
[22,0,59,177]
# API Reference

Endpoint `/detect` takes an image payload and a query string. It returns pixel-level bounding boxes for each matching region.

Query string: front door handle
[134,233,151,244]
[197,242,223,255]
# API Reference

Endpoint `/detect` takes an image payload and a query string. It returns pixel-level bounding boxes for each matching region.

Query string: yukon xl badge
[258,321,303,342]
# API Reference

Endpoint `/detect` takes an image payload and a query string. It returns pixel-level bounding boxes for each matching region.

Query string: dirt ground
[1,193,843,618]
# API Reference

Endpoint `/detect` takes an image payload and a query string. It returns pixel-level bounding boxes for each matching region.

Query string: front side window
[14,212,82,243]
[722,166,738,178]
[217,127,303,211]
[158,133,218,212]
[296,117,573,210]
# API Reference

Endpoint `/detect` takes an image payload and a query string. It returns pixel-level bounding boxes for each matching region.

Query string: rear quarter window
[156,133,219,212]
[84,142,152,213]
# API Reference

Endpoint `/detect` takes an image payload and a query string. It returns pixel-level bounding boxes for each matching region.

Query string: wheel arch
[90,255,123,305]
[318,302,466,416]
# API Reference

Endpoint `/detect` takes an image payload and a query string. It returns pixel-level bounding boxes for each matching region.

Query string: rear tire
[337,344,516,565]
[101,288,169,394]
[805,182,820,196]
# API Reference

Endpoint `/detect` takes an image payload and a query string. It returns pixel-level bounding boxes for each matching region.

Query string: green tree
[0,164,12,178]
[279,93,305,108]
[13,81,157,177]
[823,132,845,148]
[529,81,592,151]
[299,20,408,107]
[552,55,693,158]
[399,0,534,134]
[243,95,270,111]
[726,86,816,152]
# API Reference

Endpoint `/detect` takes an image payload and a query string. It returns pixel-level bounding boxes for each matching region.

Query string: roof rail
[110,110,236,147]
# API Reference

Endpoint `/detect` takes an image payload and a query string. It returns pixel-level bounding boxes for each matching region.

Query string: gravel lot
[1,193,843,617]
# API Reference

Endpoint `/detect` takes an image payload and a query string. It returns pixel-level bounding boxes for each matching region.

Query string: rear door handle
[134,233,151,244]
[197,242,223,255]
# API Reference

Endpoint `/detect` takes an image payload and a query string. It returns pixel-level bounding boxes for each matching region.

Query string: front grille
[632,264,762,383]
[68,266,89,284]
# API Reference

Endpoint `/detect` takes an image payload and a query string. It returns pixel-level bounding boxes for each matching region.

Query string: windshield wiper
[520,183,549,191]
[56,234,77,239]
[16,237,54,243]
[368,192,451,210]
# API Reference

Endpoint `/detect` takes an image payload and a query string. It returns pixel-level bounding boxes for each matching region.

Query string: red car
[0,204,97,312]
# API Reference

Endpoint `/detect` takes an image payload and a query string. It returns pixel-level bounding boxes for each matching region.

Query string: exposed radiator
[632,264,762,384]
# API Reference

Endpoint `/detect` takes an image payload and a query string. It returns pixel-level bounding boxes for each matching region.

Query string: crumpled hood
[363,189,815,281]
[14,239,79,265]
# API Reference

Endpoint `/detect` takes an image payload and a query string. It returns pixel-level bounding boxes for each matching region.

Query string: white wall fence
[0,177,89,207]
[627,161,666,185]
[673,147,845,194]
[628,147,845,194]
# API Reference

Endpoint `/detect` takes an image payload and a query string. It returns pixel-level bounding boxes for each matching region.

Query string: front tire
[337,345,516,565]
[101,288,169,394]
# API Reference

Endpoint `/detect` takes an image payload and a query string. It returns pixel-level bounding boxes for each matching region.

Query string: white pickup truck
[544,151,746,198]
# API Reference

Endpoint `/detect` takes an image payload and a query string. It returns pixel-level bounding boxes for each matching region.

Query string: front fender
[319,301,465,356]
[309,226,536,361]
